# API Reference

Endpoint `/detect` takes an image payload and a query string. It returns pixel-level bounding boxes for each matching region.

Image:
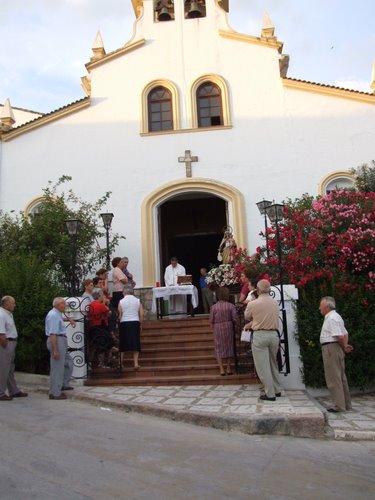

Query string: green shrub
[0,254,64,374]
[296,278,375,389]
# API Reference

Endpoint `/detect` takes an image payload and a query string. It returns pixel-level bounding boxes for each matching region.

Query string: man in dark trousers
[199,267,214,313]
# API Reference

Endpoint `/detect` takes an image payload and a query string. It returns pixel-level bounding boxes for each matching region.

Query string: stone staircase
[85,316,257,386]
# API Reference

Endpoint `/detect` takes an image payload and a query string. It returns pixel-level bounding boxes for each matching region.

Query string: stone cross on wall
[178,150,198,178]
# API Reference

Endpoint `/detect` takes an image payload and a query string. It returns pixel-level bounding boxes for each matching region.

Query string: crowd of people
[0,255,353,411]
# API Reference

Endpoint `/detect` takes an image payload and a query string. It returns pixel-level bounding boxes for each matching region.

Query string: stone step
[141,331,212,342]
[143,317,210,330]
[141,338,213,348]
[130,346,216,358]
[142,326,212,337]
[119,364,225,378]
[85,372,258,387]
[121,354,217,367]
[87,317,253,386]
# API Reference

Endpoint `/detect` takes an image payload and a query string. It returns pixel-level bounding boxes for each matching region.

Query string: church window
[197,83,223,127]
[319,171,356,196]
[325,177,355,194]
[24,196,48,218]
[148,86,173,132]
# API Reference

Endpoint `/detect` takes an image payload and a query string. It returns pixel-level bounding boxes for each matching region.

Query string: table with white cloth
[152,285,199,319]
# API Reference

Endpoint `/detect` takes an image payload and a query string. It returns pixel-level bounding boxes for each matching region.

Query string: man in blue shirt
[199,267,214,314]
[45,297,76,400]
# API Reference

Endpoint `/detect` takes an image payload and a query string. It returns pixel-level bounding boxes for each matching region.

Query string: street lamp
[100,212,114,270]
[65,219,82,297]
[264,202,290,375]
[256,199,272,259]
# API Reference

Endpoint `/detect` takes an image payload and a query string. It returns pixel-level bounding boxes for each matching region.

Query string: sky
[0,0,374,113]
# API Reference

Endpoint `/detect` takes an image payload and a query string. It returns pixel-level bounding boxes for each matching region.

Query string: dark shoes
[49,393,67,400]
[275,393,282,398]
[62,386,74,391]
[259,395,276,401]
[12,391,28,398]
[327,407,343,413]
[0,395,13,401]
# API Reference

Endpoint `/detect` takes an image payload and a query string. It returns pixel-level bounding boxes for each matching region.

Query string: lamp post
[100,213,114,270]
[264,202,290,375]
[65,219,82,297]
[256,199,272,259]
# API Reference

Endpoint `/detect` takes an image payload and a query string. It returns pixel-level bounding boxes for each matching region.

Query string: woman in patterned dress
[209,287,238,376]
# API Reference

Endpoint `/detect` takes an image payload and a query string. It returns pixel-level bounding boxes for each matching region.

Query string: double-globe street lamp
[65,219,82,297]
[256,199,272,259]
[257,201,290,375]
[100,212,114,270]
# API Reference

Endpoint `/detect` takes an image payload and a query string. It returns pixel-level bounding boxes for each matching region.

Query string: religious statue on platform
[217,226,237,264]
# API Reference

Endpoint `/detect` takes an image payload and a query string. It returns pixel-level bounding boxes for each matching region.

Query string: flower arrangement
[205,264,240,287]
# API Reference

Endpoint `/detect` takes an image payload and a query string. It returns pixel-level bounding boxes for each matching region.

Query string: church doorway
[158,193,227,310]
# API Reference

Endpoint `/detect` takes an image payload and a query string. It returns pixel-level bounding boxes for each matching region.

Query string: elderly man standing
[0,296,28,401]
[319,296,352,413]
[45,297,76,400]
[244,280,282,401]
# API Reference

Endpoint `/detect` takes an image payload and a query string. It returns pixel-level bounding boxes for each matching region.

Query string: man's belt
[321,341,338,346]
[7,338,17,341]
[253,329,278,332]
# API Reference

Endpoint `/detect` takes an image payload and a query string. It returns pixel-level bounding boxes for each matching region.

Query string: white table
[152,285,199,318]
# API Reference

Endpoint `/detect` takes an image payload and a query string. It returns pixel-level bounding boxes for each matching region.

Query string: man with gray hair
[244,279,282,401]
[319,296,352,412]
[0,296,28,401]
[45,297,76,400]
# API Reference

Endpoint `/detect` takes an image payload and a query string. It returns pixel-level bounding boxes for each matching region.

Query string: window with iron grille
[197,82,223,127]
[148,86,173,131]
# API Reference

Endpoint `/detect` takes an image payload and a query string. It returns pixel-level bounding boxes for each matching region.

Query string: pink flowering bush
[256,190,375,388]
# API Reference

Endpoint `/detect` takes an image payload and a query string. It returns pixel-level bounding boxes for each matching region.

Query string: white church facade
[1,0,374,289]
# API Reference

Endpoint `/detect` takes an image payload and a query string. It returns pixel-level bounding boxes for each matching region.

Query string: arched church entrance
[141,178,247,288]
[158,193,227,310]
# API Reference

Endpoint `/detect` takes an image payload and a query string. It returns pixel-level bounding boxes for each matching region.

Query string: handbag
[240,329,252,343]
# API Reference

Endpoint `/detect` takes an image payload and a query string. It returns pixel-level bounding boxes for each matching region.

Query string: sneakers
[49,393,67,400]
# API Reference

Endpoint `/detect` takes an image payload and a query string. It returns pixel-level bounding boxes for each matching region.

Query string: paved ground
[15,373,375,441]
[317,392,375,441]
[1,392,375,500]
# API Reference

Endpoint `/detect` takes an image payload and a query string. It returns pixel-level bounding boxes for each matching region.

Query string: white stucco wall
[0,0,374,287]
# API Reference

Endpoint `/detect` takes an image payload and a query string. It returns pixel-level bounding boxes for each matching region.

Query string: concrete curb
[18,373,359,441]
[333,430,375,441]
[67,391,326,439]
[25,386,325,439]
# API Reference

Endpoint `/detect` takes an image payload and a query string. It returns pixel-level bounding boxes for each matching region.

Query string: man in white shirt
[164,257,187,314]
[319,296,353,412]
[0,296,28,401]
